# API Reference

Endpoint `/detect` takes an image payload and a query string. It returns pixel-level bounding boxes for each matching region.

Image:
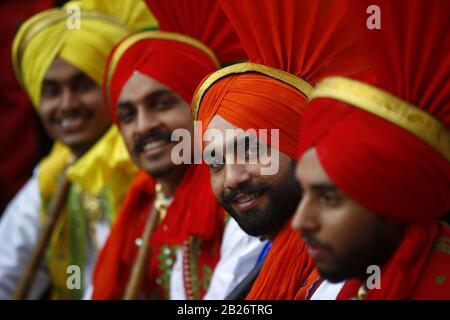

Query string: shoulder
[2,168,41,218]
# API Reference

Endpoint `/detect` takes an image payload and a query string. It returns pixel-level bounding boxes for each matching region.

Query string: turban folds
[192,0,364,300]
[298,0,450,222]
[104,32,219,121]
[193,0,364,160]
[198,72,309,159]
[104,0,247,122]
[93,0,244,299]
[12,0,155,108]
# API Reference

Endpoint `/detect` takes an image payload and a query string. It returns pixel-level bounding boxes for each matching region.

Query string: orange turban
[192,0,365,300]
[193,0,365,160]
[198,73,309,159]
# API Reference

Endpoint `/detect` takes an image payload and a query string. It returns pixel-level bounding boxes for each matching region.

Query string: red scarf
[246,223,317,299]
[92,164,225,299]
[337,221,450,300]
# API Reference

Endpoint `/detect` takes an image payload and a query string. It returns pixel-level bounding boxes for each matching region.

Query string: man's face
[292,148,402,283]
[117,72,192,178]
[205,115,301,239]
[39,58,111,155]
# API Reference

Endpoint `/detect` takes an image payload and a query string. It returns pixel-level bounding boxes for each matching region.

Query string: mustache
[133,128,173,155]
[301,230,331,252]
[220,181,271,205]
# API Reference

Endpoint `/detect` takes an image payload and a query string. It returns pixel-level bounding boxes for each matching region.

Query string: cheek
[163,106,192,131]
[81,91,106,115]
[245,163,265,176]
[119,126,135,154]
[322,207,381,263]
[38,103,56,130]
[210,172,225,199]
[39,100,55,119]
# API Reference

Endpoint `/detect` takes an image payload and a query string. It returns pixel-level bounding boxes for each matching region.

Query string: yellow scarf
[39,126,137,299]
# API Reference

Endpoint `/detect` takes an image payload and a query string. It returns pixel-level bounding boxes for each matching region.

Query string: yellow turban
[12,0,157,108]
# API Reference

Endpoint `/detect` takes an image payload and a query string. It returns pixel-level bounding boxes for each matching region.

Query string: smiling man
[0,0,153,299]
[91,0,266,300]
[116,72,193,182]
[191,0,363,300]
[39,58,112,157]
[292,0,450,299]
[204,116,298,242]
[39,58,112,158]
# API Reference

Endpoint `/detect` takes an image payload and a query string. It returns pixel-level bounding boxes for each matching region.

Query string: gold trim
[104,31,220,110]
[13,10,128,87]
[191,62,314,120]
[311,77,450,162]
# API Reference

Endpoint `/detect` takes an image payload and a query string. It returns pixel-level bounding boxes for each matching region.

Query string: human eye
[206,149,224,171]
[74,75,96,93]
[42,82,60,98]
[319,191,341,206]
[116,105,135,124]
[152,94,179,110]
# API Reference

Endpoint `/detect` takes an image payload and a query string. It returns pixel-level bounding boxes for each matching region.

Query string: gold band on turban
[311,76,450,162]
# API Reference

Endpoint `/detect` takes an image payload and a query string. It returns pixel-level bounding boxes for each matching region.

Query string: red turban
[94,0,245,299]
[103,0,247,123]
[299,0,450,222]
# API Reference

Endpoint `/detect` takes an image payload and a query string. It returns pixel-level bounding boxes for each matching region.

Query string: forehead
[118,71,172,103]
[204,115,242,148]
[297,148,333,185]
[44,57,82,80]
[207,115,239,134]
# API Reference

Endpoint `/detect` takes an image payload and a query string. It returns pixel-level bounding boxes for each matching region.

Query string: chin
[63,138,96,153]
[145,162,178,179]
[317,265,349,284]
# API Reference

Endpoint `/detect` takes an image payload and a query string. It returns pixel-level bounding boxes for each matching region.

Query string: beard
[219,160,301,238]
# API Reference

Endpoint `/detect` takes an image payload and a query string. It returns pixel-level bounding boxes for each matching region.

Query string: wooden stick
[13,174,71,300]
[123,205,158,300]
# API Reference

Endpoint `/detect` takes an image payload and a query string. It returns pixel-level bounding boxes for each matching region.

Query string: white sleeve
[310,280,345,300]
[83,218,111,300]
[0,171,51,299]
[169,248,186,300]
[203,218,267,300]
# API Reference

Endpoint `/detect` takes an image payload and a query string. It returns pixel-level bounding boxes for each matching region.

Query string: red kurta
[92,165,225,299]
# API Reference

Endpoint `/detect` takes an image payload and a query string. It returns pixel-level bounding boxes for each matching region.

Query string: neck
[264,231,277,242]
[70,145,91,159]
[156,164,189,197]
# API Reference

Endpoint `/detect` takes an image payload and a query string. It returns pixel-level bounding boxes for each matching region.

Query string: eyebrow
[116,101,134,114]
[117,89,174,109]
[310,183,338,193]
[205,132,257,162]
[71,72,92,83]
[43,71,87,84]
[229,134,254,151]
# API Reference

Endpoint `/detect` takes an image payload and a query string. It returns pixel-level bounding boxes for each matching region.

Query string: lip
[55,115,90,134]
[140,139,171,159]
[306,242,326,261]
[231,191,265,212]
